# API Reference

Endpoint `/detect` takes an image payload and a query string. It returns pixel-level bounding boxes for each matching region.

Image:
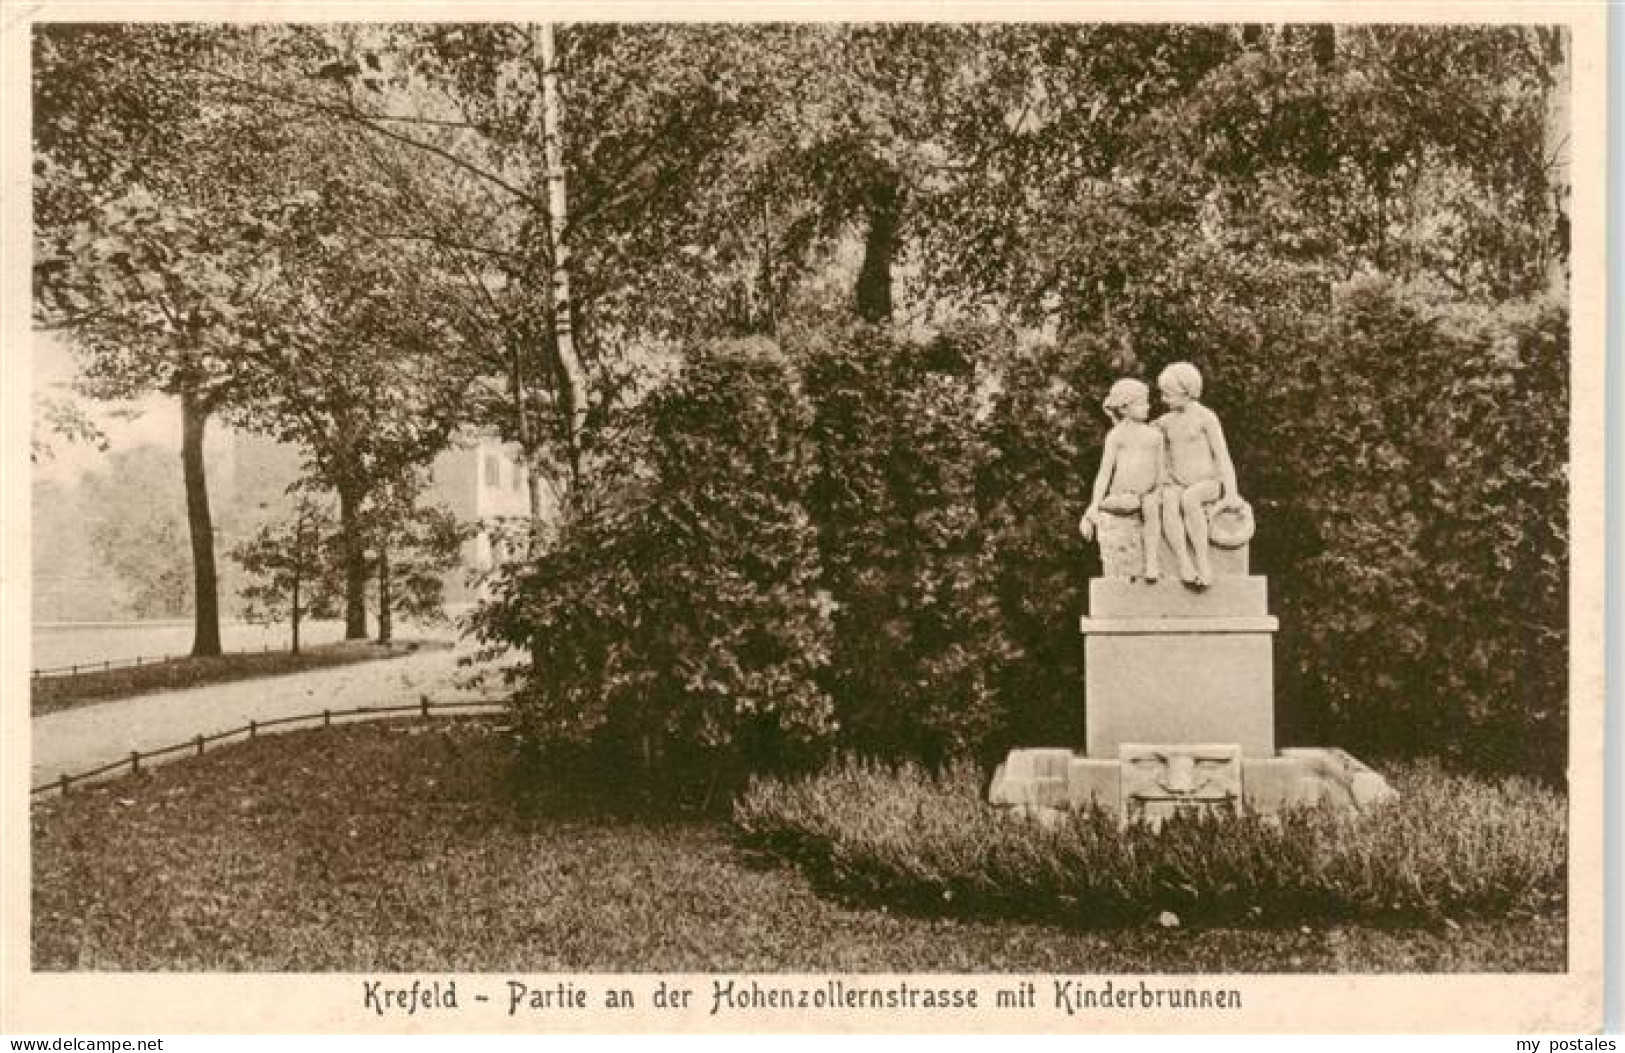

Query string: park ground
[31,718,1565,973]
[28,627,501,791]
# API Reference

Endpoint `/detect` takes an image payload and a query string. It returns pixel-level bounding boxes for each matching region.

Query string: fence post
[104,660,111,672]
[323,709,331,728]
[59,773,70,796]
[71,665,78,676]
[129,751,140,775]
[135,657,143,668]
[195,734,204,757]
[421,697,430,719]
[249,720,257,740]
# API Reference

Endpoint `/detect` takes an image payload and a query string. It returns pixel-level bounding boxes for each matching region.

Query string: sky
[31,331,230,486]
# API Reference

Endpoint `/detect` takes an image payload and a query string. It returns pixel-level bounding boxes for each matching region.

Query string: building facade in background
[32,426,546,624]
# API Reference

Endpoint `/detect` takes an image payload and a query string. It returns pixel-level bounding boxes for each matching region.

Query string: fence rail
[32,644,286,680]
[31,698,507,796]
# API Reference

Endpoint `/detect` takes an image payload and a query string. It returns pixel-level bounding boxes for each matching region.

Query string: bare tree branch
[193,63,545,212]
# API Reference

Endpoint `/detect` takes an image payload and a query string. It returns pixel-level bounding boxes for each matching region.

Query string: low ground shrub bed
[31,639,442,715]
[733,757,1566,928]
[32,722,1562,972]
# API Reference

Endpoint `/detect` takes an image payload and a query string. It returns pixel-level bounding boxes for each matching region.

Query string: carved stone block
[1065,757,1121,813]
[988,748,1076,807]
[1120,743,1242,824]
[1240,757,1335,811]
[1095,511,1250,580]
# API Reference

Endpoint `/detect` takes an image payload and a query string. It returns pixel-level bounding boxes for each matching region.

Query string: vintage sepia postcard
[1,0,1610,1036]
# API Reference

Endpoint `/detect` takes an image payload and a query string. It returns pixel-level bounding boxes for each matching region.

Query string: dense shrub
[1257,282,1569,779]
[475,338,835,801]
[480,280,1567,793]
[733,756,1566,926]
[974,332,1114,752]
[796,322,1017,764]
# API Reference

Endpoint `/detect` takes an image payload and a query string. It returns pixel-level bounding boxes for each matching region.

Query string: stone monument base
[987,744,1396,824]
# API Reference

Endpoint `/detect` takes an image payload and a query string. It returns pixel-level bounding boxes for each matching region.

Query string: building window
[484,454,500,488]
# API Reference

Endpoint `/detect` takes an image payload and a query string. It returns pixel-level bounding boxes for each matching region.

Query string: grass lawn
[31,720,1565,973]
[30,639,446,716]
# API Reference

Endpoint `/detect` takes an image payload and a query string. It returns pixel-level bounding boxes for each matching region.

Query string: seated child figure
[1080,378,1165,581]
[1156,362,1242,588]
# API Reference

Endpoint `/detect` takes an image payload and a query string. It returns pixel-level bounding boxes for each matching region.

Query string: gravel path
[30,641,512,791]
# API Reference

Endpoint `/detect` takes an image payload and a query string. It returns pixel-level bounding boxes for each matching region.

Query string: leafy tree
[913,26,1567,336]
[33,24,309,655]
[231,496,340,654]
[364,480,471,644]
[30,393,107,465]
[243,25,1000,492]
[215,113,486,639]
[195,23,592,519]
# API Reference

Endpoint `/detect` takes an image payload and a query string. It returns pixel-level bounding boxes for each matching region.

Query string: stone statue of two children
[1079,362,1246,588]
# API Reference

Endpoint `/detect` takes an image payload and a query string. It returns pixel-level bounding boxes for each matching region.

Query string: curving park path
[29,639,512,792]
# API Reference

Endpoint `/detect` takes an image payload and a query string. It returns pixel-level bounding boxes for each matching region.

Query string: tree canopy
[33,21,1572,786]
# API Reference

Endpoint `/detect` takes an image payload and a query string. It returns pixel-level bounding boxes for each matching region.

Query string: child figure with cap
[1080,377,1165,582]
[1156,361,1243,588]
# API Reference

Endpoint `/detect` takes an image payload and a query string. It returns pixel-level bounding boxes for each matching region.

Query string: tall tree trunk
[337,483,368,640]
[180,389,222,658]
[512,343,550,544]
[538,23,588,491]
[856,169,902,323]
[1539,26,1570,297]
[377,545,392,645]
[290,573,302,657]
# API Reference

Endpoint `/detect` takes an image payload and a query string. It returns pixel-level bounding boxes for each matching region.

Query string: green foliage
[35,24,1570,784]
[923,25,1565,338]
[1270,282,1569,777]
[30,393,107,465]
[33,26,309,405]
[230,498,341,644]
[797,322,1016,764]
[476,338,835,800]
[974,333,1115,751]
[369,492,473,629]
[34,24,358,656]
[734,756,1566,927]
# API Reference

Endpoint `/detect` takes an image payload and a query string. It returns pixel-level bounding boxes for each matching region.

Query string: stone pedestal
[989,745,1395,818]
[988,538,1397,821]
[1082,576,1277,756]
